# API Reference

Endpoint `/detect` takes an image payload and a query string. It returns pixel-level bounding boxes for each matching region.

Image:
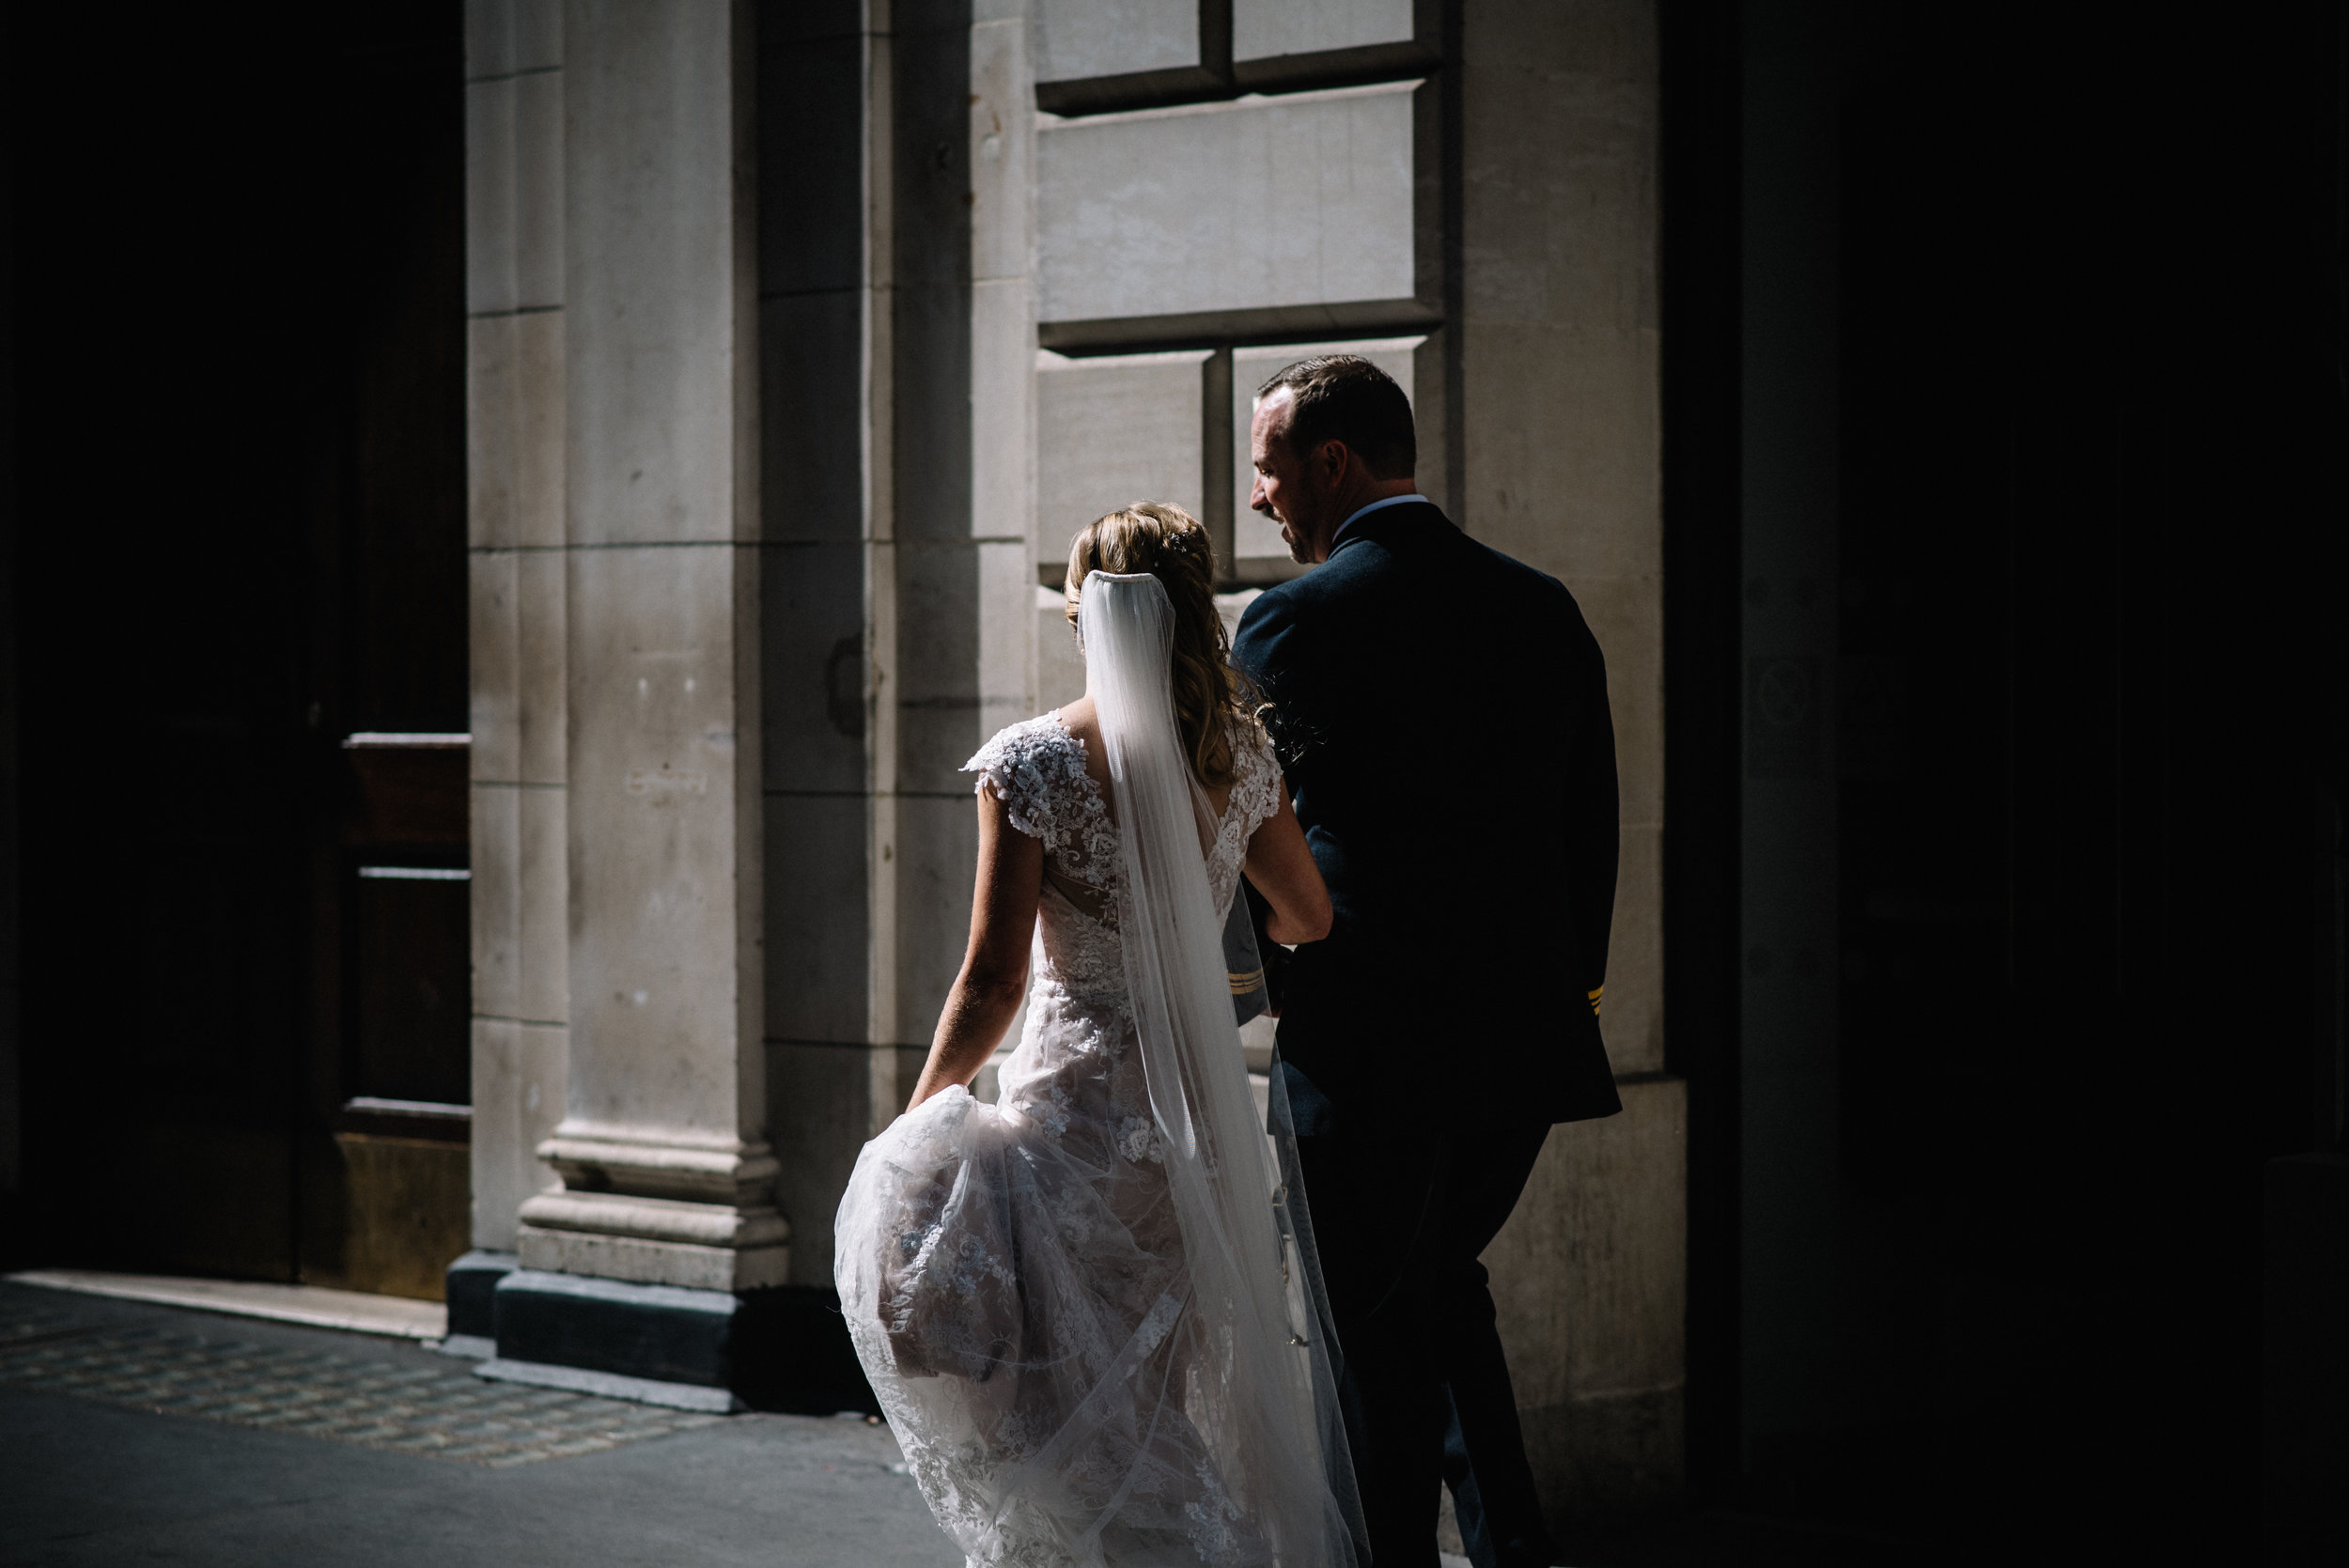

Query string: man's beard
[1275,497,1327,564]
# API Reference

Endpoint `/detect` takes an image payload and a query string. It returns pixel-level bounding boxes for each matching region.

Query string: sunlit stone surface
[1036,83,1420,325]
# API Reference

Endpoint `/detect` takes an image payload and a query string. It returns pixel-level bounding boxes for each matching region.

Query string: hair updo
[1064,502,1254,791]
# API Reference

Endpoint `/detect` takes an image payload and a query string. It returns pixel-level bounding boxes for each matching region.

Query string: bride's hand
[1241,789,1330,947]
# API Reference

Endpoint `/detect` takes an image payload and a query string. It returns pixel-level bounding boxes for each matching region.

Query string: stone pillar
[459,0,570,1337]
[507,0,775,1301]
[963,0,1039,1083]
[459,0,781,1406]
[887,0,1028,1117]
[758,1,908,1297]
[760,0,1003,1297]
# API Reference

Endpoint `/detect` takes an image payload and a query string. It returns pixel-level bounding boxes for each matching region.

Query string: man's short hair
[1255,355,1416,480]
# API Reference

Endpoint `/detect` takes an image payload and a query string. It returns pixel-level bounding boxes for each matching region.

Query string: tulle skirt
[836,1083,1281,1568]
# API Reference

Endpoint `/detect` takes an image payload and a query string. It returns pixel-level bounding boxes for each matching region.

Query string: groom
[1233,357,1619,1568]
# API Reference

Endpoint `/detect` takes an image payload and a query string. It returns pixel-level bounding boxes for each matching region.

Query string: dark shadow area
[1666,2,2348,1559]
[4,5,469,1281]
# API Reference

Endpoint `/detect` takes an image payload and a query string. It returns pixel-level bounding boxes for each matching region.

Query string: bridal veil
[1080,570,1364,1568]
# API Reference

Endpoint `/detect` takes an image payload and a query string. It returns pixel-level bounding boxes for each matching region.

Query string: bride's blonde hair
[1065,502,1253,791]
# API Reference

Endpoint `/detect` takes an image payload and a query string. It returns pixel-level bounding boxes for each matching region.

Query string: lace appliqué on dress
[963,712,1119,897]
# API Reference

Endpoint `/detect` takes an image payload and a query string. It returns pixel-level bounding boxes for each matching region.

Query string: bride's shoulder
[965,710,1082,777]
[1226,710,1277,770]
[963,711,1091,809]
[964,712,1097,846]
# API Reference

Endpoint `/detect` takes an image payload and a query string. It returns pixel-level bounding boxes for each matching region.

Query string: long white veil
[1080,570,1367,1568]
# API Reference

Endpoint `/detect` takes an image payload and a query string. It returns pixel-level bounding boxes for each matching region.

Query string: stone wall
[1457,0,1684,1519]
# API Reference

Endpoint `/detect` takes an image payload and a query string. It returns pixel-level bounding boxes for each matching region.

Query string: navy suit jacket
[1233,502,1621,1126]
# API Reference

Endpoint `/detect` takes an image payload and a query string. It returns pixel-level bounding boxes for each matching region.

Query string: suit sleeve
[1233,589,1311,772]
[1565,613,1619,1017]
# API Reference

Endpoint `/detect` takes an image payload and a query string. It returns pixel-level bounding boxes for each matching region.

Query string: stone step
[4,1268,446,1343]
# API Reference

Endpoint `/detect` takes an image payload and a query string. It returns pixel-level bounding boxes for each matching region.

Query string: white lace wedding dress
[833,706,1338,1567]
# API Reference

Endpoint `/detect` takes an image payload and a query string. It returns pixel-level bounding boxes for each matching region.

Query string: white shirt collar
[1332,492,1430,544]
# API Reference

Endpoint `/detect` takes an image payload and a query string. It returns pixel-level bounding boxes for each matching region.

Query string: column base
[515,1186,791,1291]
[488,1268,875,1414]
[516,1223,788,1291]
[442,1250,518,1349]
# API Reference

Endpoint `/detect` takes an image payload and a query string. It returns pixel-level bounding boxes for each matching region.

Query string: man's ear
[1315,439,1350,483]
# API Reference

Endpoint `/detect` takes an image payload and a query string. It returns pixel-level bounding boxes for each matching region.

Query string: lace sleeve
[962,714,1117,886]
[1228,717,1286,839]
[963,716,1066,843]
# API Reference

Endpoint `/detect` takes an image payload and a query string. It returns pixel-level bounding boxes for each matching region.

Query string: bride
[835,503,1366,1568]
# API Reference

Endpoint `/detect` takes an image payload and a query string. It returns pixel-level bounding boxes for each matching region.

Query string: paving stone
[0,1319,721,1467]
[0,1281,962,1567]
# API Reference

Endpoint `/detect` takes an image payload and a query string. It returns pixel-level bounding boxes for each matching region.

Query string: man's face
[1249,389,1331,565]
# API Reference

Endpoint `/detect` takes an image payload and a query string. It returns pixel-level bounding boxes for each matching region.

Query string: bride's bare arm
[907,785,1043,1110]
[1242,789,1331,946]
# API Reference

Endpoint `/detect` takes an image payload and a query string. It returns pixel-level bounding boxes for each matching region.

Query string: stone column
[888,0,1028,1113]
[758,1,906,1296]
[501,0,781,1356]
[456,0,570,1342]
[770,0,1015,1289]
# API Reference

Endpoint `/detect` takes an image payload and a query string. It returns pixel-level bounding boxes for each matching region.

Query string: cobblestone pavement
[0,1281,961,1568]
[0,1296,721,1466]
